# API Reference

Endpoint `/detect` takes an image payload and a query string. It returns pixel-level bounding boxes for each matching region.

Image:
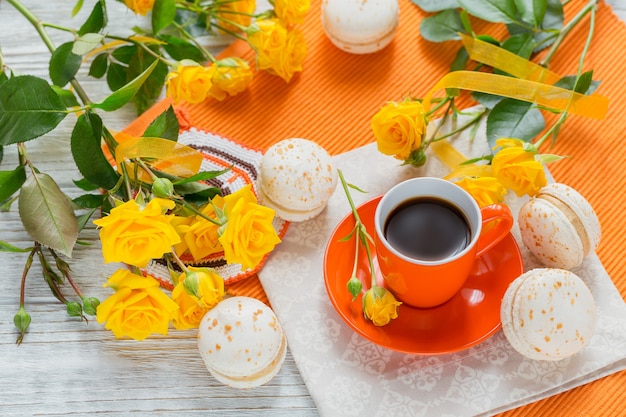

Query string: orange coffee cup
[374,177,513,308]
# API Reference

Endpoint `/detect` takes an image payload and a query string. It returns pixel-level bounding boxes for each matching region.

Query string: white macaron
[500,268,596,361]
[518,183,601,270]
[321,0,399,54]
[198,296,287,389]
[258,138,337,222]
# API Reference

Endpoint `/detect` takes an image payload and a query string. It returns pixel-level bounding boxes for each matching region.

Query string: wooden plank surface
[1,1,624,416]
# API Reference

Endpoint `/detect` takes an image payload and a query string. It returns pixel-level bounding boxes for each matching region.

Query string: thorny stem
[6,0,92,105]
[338,170,377,288]
[535,1,596,149]
[539,0,598,67]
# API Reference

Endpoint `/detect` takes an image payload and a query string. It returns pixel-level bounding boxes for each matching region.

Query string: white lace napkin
[258,126,626,416]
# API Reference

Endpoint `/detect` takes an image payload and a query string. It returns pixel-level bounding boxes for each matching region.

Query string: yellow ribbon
[115,136,203,181]
[425,34,611,171]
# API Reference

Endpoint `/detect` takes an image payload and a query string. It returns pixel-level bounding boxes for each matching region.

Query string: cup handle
[475,204,514,258]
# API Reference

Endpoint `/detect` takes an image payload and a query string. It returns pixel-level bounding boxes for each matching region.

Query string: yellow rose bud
[209,58,254,101]
[124,0,154,15]
[362,286,401,326]
[218,186,281,271]
[171,267,225,330]
[371,100,427,161]
[93,198,180,268]
[248,18,307,83]
[491,138,547,197]
[165,64,216,104]
[274,0,311,25]
[96,269,179,340]
[454,176,508,207]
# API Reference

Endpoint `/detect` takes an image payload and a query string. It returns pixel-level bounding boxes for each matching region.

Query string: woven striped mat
[125,1,626,415]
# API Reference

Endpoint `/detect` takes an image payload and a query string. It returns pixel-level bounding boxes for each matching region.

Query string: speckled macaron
[500,268,596,361]
[258,138,337,222]
[198,296,287,389]
[321,0,399,54]
[518,183,601,270]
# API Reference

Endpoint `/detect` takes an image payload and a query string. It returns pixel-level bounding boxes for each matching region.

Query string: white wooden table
[1,1,625,416]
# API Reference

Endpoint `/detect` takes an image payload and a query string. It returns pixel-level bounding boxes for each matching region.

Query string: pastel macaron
[500,268,596,361]
[518,183,601,270]
[198,296,287,389]
[258,138,337,222]
[321,0,399,54]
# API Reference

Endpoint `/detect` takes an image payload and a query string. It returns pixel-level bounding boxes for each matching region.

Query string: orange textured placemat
[126,1,626,415]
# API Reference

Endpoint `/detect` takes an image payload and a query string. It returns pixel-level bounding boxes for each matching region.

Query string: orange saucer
[323,196,524,355]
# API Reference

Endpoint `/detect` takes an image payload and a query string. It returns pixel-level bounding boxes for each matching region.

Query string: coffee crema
[383,197,471,261]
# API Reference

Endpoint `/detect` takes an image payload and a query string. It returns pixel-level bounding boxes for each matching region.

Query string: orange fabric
[126,0,626,414]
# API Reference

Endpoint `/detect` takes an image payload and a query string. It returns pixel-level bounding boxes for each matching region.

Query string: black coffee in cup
[384,197,471,261]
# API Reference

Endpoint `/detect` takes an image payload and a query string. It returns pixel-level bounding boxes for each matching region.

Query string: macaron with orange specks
[321,0,399,54]
[258,138,337,222]
[500,268,596,361]
[518,183,601,270]
[198,296,287,389]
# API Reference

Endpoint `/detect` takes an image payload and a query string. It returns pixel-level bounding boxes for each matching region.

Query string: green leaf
[0,165,26,203]
[94,59,159,111]
[486,99,545,151]
[172,167,232,185]
[73,177,100,191]
[0,240,32,253]
[514,0,546,26]
[111,45,137,64]
[73,33,105,56]
[127,50,168,114]
[70,112,119,190]
[494,33,535,75]
[450,46,469,72]
[72,193,107,209]
[457,0,517,23]
[410,0,460,12]
[555,71,599,95]
[536,153,567,165]
[0,76,67,145]
[152,0,177,34]
[143,106,179,141]
[51,86,80,108]
[18,172,79,257]
[78,1,106,35]
[77,206,100,232]
[89,53,109,79]
[72,0,85,16]
[106,62,127,91]
[159,34,205,62]
[49,42,82,87]
[420,9,464,42]
[471,91,504,109]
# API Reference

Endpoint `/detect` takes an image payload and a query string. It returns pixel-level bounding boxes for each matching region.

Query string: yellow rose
[209,58,254,101]
[124,0,154,15]
[96,269,179,340]
[216,0,256,33]
[171,267,225,330]
[274,0,310,25]
[372,100,427,161]
[248,18,307,82]
[93,198,180,268]
[165,64,216,104]
[454,176,508,207]
[182,204,222,261]
[218,185,281,270]
[362,286,401,326]
[491,138,547,197]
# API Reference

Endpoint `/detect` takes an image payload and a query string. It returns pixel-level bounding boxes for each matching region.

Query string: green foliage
[78,0,107,35]
[143,106,180,141]
[486,99,545,150]
[50,42,82,87]
[18,172,79,258]
[0,76,67,145]
[152,0,177,34]
[70,112,120,190]
[0,166,26,203]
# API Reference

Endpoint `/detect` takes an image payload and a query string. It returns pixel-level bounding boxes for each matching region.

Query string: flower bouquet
[1,0,311,343]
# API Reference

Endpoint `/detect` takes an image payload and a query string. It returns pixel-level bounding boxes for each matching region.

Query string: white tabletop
[1,1,624,416]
